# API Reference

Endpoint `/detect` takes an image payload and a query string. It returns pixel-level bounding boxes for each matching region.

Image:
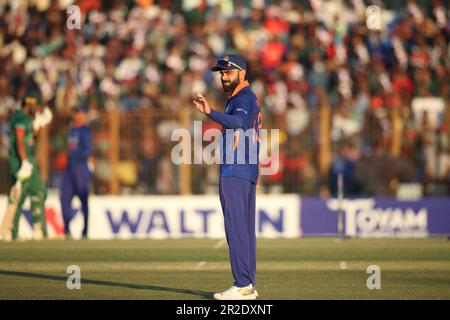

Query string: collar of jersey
[74,118,88,127]
[228,80,249,100]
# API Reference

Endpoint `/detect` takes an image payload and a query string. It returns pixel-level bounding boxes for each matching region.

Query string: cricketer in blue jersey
[60,108,92,239]
[193,54,262,300]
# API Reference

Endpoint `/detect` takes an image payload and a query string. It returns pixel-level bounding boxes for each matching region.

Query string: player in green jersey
[0,91,52,241]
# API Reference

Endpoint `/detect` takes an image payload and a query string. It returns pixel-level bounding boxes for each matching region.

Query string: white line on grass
[195,261,206,269]
[214,239,226,249]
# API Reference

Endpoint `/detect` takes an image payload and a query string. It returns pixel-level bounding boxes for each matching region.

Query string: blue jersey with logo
[68,125,92,168]
[208,81,261,183]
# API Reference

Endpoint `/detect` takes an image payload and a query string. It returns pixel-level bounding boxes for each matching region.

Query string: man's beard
[222,78,240,93]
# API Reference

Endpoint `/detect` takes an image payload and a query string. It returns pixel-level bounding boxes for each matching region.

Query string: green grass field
[0,238,449,300]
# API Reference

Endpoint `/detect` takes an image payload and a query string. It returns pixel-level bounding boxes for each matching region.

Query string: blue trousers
[60,163,90,236]
[219,176,256,287]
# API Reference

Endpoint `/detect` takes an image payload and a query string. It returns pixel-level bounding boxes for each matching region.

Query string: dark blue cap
[211,54,247,72]
[23,90,42,106]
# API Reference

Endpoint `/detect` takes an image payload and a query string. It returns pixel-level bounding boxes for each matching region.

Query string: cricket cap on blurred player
[23,91,42,108]
[211,54,247,72]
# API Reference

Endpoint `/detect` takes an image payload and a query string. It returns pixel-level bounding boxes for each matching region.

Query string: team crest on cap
[224,55,229,61]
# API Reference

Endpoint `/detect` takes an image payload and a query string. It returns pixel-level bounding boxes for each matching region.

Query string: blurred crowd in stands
[0,0,449,196]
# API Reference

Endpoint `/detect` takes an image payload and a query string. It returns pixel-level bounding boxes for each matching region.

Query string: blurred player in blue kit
[60,107,93,239]
[193,54,262,300]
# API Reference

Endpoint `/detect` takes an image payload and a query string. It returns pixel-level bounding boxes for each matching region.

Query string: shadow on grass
[0,269,213,299]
